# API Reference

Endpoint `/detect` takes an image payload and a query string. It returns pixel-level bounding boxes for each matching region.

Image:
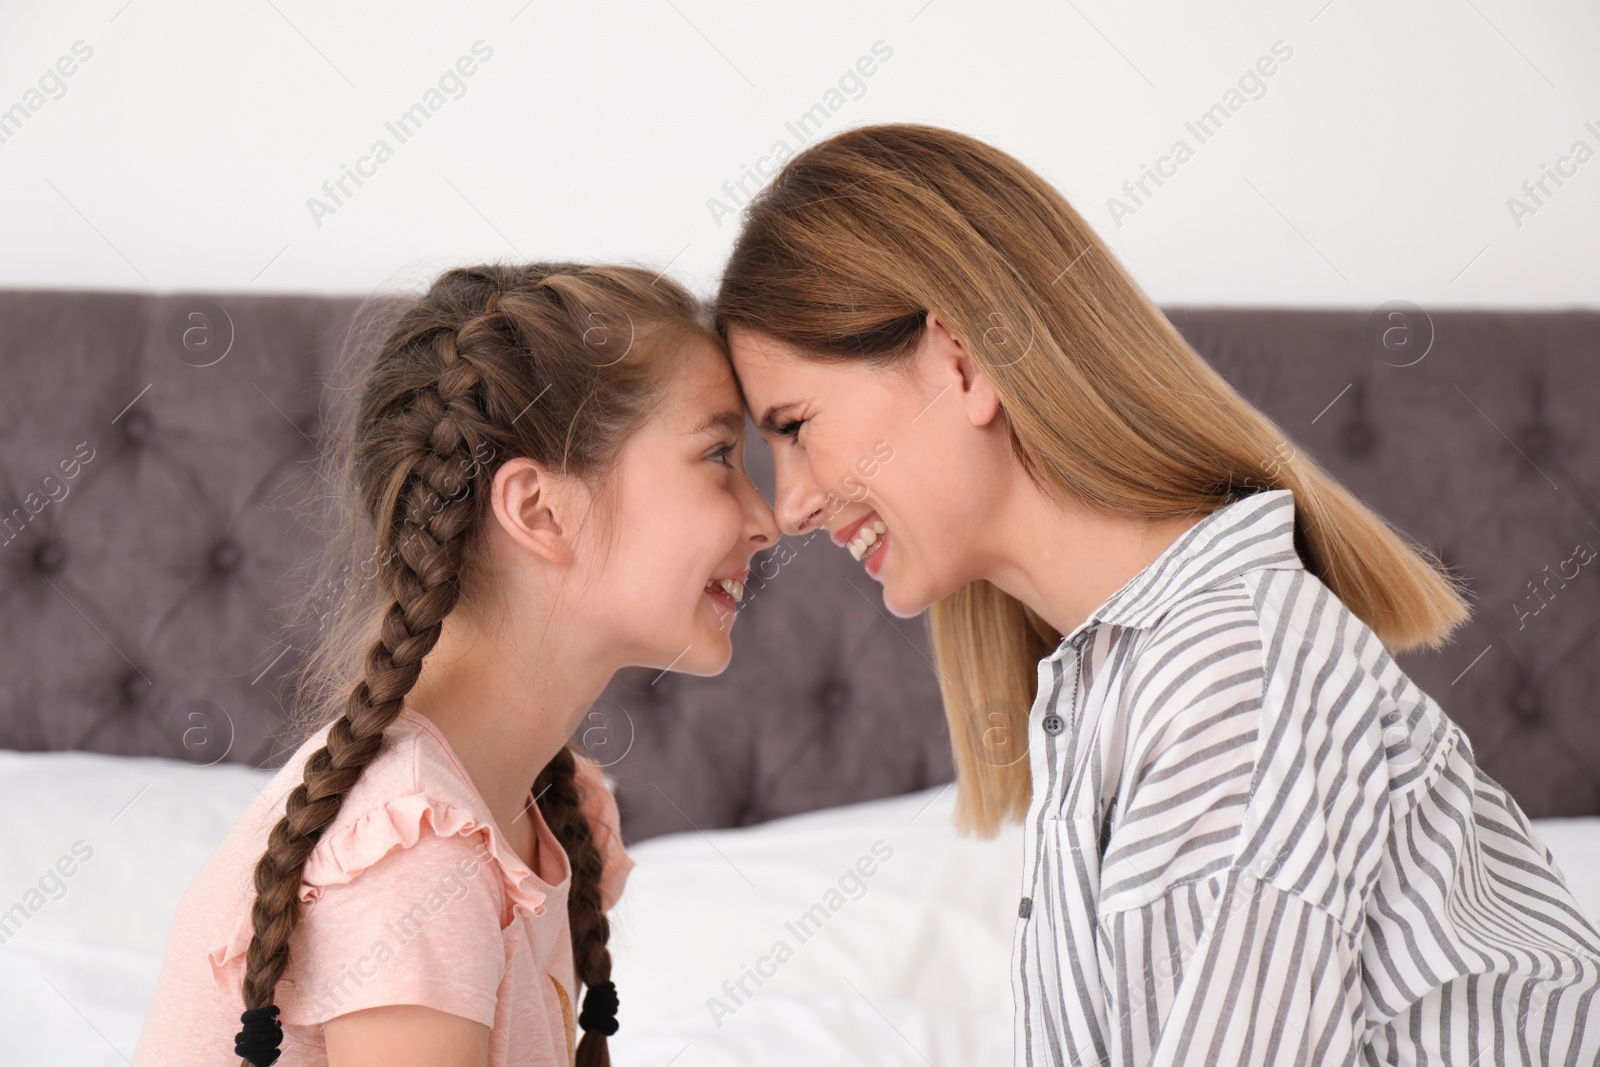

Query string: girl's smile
[702,568,748,613]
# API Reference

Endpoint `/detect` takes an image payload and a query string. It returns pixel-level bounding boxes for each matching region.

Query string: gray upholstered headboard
[2,291,1596,842]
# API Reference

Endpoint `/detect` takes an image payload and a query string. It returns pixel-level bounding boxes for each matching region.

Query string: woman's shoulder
[1123,562,1422,748]
[1126,562,1384,702]
[1114,575,1268,739]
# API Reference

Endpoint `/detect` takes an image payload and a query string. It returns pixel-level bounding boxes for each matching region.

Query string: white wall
[2,0,1596,306]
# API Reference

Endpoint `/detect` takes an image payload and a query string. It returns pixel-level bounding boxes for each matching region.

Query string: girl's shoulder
[291,707,528,905]
[258,707,633,909]
[204,709,552,1003]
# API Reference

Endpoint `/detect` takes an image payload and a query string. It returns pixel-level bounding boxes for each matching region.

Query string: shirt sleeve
[1093,602,1376,1066]
[276,824,507,1029]
[1100,869,1364,1065]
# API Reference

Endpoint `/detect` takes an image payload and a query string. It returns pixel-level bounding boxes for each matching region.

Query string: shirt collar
[1045,487,1303,661]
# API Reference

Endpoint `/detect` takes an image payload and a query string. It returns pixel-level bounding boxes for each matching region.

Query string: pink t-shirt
[134,706,634,1066]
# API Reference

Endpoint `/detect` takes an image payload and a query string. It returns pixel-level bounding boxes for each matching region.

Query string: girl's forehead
[666,336,736,392]
[653,344,742,427]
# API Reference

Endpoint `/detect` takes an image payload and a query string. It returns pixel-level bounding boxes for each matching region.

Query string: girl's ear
[926,310,1002,428]
[491,457,578,567]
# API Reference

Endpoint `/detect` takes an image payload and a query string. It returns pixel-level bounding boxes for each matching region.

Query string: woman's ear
[490,457,577,567]
[926,310,1002,428]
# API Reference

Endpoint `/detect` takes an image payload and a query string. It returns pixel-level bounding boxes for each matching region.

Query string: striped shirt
[1013,488,1600,1066]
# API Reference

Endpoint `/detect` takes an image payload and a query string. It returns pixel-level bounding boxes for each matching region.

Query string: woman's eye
[776,418,804,442]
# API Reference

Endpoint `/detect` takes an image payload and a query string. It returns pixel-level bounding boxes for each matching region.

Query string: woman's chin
[879,570,933,619]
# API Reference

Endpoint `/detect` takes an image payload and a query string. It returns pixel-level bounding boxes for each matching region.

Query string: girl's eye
[711,441,737,465]
[776,418,804,442]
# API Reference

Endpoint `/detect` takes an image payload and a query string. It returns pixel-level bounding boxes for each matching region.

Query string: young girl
[713,124,1600,1066]
[134,262,779,1066]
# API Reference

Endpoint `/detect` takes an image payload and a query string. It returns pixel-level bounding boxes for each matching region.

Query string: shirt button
[1042,714,1065,736]
[1018,896,1033,919]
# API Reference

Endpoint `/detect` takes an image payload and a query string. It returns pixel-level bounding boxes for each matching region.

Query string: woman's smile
[833,511,891,576]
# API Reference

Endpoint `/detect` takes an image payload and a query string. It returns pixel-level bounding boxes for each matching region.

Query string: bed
[1,291,1596,1064]
[1,746,1595,1066]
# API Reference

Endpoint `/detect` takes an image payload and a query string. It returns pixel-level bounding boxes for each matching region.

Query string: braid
[534,746,616,1067]
[233,333,492,1066]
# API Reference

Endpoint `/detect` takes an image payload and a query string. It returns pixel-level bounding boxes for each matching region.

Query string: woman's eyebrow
[755,403,799,435]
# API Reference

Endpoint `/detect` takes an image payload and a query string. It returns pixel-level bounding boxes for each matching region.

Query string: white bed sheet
[0,748,1594,1066]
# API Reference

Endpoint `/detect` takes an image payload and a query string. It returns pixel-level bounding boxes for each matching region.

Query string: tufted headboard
[1,291,1596,842]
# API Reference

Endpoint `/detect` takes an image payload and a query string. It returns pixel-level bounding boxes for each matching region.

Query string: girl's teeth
[716,578,745,602]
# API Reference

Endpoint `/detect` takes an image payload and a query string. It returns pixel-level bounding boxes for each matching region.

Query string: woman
[713,123,1600,1066]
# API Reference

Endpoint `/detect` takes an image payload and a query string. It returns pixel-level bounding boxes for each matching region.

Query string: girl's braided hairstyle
[236,261,714,1066]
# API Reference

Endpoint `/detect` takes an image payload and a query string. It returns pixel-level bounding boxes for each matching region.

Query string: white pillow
[606,784,1020,1062]
[0,749,274,1066]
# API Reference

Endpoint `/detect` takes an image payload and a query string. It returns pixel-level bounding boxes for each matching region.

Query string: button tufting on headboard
[818,678,850,714]
[1518,423,1554,464]
[1513,686,1542,721]
[120,668,148,707]
[1342,419,1377,459]
[209,539,243,574]
[32,539,67,574]
[122,409,153,443]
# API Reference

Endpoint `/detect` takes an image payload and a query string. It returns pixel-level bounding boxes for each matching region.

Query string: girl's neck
[404,601,611,862]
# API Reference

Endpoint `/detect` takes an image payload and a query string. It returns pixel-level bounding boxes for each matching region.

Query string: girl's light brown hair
[712,122,1472,839]
[245,261,712,1066]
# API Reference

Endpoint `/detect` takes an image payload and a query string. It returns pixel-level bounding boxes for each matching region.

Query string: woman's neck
[980,477,1205,640]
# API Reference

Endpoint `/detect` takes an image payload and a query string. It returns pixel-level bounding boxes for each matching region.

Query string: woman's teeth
[706,577,745,602]
[847,520,888,561]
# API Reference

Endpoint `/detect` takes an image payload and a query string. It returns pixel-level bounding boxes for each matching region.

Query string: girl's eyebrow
[691,410,746,437]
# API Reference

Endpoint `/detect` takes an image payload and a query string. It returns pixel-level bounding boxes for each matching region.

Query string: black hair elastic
[577,979,620,1036]
[235,1003,283,1065]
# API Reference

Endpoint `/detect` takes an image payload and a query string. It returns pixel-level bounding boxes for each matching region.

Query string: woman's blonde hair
[712,123,1472,838]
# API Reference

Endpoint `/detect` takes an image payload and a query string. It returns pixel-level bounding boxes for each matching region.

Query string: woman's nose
[772,452,827,537]
[745,484,781,548]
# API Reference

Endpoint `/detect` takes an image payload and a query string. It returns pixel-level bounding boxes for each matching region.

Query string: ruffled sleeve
[208,790,548,1014]
[572,755,635,912]
[294,791,544,908]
